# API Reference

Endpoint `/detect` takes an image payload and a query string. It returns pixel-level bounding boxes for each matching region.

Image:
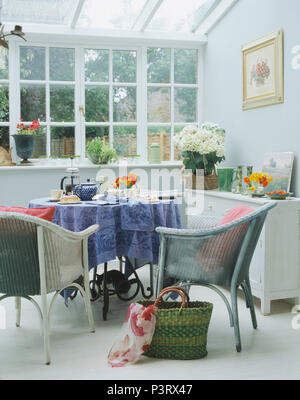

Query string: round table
[29,197,182,318]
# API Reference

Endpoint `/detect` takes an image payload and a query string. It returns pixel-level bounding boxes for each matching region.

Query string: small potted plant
[86,137,118,165]
[13,119,41,165]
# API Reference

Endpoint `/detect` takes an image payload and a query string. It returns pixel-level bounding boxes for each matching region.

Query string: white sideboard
[183,190,300,315]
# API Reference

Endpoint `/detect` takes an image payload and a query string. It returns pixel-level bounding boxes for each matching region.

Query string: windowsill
[0,160,183,171]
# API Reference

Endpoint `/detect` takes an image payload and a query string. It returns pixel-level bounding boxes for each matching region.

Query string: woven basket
[138,286,213,360]
[204,168,219,190]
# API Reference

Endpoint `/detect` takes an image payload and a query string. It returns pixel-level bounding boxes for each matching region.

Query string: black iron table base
[87,257,154,321]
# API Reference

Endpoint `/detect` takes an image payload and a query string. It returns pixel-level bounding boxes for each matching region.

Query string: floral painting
[242,29,284,110]
[250,58,271,87]
[262,152,294,193]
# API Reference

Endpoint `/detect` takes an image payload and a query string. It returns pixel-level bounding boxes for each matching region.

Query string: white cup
[50,189,63,200]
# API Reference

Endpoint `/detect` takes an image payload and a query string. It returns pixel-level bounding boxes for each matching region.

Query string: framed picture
[262,152,294,193]
[242,29,284,110]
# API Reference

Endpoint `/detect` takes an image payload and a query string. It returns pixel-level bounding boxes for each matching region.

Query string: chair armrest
[55,224,100,241]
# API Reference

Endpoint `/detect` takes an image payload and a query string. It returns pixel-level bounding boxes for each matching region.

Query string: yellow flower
[249,186,256,191]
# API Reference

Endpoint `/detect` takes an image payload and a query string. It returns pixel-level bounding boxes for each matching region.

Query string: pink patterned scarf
[108,303,157,367]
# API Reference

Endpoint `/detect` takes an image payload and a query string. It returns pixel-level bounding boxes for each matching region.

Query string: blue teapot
[73,179,100,201]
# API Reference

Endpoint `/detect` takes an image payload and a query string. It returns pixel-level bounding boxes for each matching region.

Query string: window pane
[174,126,185,160]
[113,126,136,155]
[21,84,46,122]
[113,87,136,122]
[3,0,74,25]
[86,126,109,144]
[20,47,45,81]
[148,126,171,161]
[51,127,75,157]
[147,87,171,123]
[85,86,109,122]
[147,48,171,84]
[174,49,197,84]
[85,49,109,82]
[50,48,75,81]
[50,85,74,122]
[0,126,9,151]
[0,48,8,79]
[0,84,9,122]
[174,88,197,123]
[78,0,147,30]
[113,50,136,83]
[33,127,47,158]
[147,0,207,32]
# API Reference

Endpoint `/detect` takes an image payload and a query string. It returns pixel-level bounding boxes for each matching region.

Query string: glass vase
[235,165,244,194]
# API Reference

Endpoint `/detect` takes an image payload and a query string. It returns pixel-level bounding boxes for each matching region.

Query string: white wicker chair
[0,212,99,365]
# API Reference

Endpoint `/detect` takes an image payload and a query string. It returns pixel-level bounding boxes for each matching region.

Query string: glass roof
[0,0,221,35]
[77,0,147,30]
[146,0,209,32]
[2,0,74,25]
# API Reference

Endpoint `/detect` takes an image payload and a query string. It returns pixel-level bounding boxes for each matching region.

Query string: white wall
[0,164,182,207]
[204,0,300,195]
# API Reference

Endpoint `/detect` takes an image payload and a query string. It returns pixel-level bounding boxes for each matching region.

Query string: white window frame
[0,48,10,149]
[6,35,204,165]
[146,46,203,161]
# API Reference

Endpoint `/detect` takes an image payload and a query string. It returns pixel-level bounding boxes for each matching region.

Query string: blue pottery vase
[13,135,35,164]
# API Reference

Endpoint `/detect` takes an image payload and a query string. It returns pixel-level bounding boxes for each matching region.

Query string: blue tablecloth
[29,198,182,271]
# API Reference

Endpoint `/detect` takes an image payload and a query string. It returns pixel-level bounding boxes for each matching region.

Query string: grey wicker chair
[155,202,277,352]
[0,212,99,365]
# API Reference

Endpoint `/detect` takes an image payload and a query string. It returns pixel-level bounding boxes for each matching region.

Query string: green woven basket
[138,286,213,360]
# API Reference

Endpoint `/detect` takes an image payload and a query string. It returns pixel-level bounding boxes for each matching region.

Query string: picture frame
[242,29,284,111]
[262,152,294,193]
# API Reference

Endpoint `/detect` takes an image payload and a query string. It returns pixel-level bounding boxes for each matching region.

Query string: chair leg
[245,277,258,329]
[241,283,250,308]
[15,297,21,327]
[231,285,242,352]
[83,269,95,333]
[41,293,51,365]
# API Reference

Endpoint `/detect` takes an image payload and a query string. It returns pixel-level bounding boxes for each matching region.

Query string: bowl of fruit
[266,190,292,200]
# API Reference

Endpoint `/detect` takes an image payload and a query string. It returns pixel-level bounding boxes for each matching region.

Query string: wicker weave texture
[138,300,213,360]
[0,212,96,296]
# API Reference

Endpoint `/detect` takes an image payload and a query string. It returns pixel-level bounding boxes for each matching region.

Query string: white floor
[0,265,300,381]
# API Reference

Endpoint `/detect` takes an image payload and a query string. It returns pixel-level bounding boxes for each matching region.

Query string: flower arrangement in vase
[244,172,272,196]
[113,173,138,190]
[112,173,138,198]
[174,122,226,190]
[13,119,41,164]
[15,119,40,135]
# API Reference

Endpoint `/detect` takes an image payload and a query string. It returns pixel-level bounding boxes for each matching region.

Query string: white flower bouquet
[174,122,226,175]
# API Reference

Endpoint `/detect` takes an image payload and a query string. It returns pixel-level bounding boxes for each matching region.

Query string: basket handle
[154,286,190,308]
[159,286,190,302]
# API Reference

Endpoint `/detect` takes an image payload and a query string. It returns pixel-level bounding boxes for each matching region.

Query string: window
[147,47,199,161]
[19,45,76,158]
[14,42,200,163]
[84,48,137,156]
[0,48,9,151]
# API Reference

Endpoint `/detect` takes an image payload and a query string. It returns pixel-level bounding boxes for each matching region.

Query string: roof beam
[7,22,207,46]
[69,0,86,29]
[131,0,163,32]
[196,0,239,35]
[191,0,222,33]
